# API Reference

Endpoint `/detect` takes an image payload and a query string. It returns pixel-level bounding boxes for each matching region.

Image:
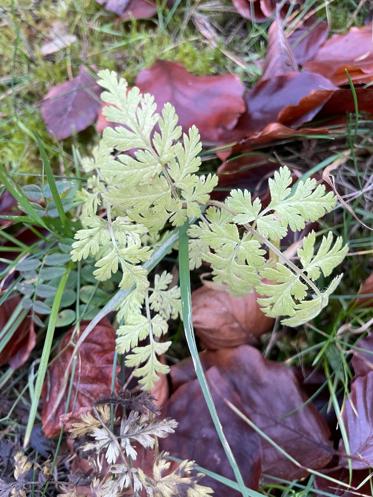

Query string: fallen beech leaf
[356,273,373,308]
[135,60,246,142]
[289,18,329,66]
[40,21,77,56]
[314,468,373,497]
[168,346,333,480]
[0,294,36,369]
[203,346,333,479]
[317,87,373,120]
[248,72,336,129]
[41,66,101,140]
[41,319,118,438]
[232,0,302,22]
[261,19,298,80]
[340,372,373,469]
[220,71,336,149]
[161,367,262,495]
[96,0,157,19]
[216,153,277,200]
[352,333,373,377]
[227,122,330,157]
[192,284,274,349]
[304,25,373,85]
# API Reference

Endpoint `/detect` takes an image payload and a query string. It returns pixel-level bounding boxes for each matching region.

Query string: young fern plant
[71,70,348,391]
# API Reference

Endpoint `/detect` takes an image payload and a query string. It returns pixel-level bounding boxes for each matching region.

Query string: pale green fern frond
[149,272,181,320]
[299,231,348,280]
[255,167,336,241]
[71,217,110,261]
[117,315,149,354]
[281,275,343,327]
[126,341,171,391]
[72,70,347,392]
[257,230,347,325]
[226,188,262,224]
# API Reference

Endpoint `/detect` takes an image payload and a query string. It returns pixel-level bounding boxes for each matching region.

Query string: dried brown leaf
[41,66,101,140]
[41,319,118,438]
[192,284,274,350]
[161,367,262,496]
[304,24,373,85]
[340,372,373,469]
[0,295,35,369]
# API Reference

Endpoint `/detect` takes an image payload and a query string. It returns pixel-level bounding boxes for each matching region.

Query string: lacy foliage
[72,71,347,390]
[63,400,212,497]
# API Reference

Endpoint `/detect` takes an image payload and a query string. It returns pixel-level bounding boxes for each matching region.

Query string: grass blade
[16,122,70,234]
[178,222,247,497]
[23,264,71,447]
[0,166,48,229]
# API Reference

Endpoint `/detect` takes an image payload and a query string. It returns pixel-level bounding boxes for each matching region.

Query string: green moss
[328,0,371,31]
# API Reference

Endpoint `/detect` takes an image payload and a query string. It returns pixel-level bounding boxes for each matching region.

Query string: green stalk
[24,265,71,448]
[178,223,247,497]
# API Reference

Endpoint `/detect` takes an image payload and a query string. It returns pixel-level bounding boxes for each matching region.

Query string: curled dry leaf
[0,294,35,369]
[232,0,302,23]
[247,72,336,130]
[41,319,118,438]
[41,66,101,140]
[352,333,373,377]
[226,122,330,158]
[167,346,333,482]
[220,71,336,151]
[289,18,329,66]
[304,24,373,85]
[135,60,246,142]
[261,19,298,80]
[192,284,274,349]
[96,0,158,19]
[317,87,373,122]
[161,367,262,496]
[340,372,373,469]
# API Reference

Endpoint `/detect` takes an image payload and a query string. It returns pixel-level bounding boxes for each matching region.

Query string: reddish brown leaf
[232,0,300,22]
[261,20,298,80]
[304,25,373,85]
[289,18,329,66]
[314,468,373,497]
[96,0,157,19]
[352,333,373,377]
[340,372,373,469]
[216,153,277,200]
[248,72,336,129]
[317,87,373,121]
[41,319,118,438]
[168,346,333,481]
[227,123,330,158]
[41,66,101,140]
[161,367,262,495]
[0,294,36,369]
[356,273,373,307]
[192,284,274,350]
[220,71,336,151]
[203,346,334,479]
[135,60,246,142]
